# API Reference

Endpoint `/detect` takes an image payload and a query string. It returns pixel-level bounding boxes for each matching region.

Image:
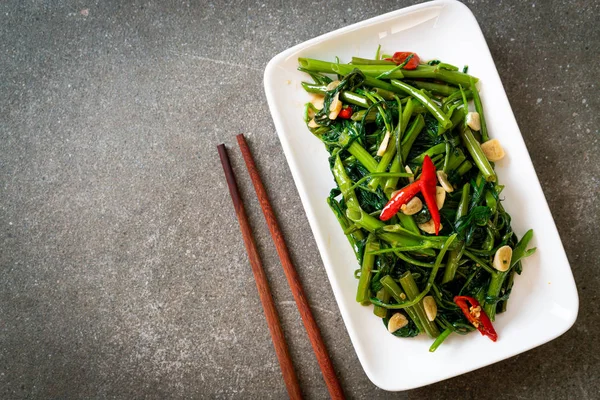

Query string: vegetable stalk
[300,58,478,86]
[460,126,496,182]
[339,131,379,172]
[380,276,425,334]
[470,77,489,142]
[301,83,370,108]
[390,80,452,129]
[398,273,440,338]
[356,234,379,304]
[443,183,471,283]
[373,288,391,318]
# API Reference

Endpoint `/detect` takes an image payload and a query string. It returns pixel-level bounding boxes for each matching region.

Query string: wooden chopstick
[217,144,303,400]
[236,134,345,400]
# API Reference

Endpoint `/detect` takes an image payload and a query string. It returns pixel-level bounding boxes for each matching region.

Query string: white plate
[263,0,578,391]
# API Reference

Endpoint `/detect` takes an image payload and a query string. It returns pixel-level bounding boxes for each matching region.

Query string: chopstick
[217,144,303,400]
[236,134,346,400]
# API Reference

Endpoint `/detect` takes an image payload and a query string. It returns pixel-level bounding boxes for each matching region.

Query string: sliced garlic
[493,245,513,272]
[418,219,442,235]
[400,197,423,215]
[308,118,319,128]
[387,313,409,333]
[328,92,342,119]
[466,111,481,131]
[423,296,437,322]
[481,139,505,162]
[376,131,391,156]
[310,95,325,110]
[326,80,341,91]
[436,170,454,193]
[405,165,414,183]
[436,186,446,209]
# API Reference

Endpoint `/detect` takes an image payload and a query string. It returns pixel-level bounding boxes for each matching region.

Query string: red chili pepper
[379,180,422,220]
[454,296,498,342]
[385,52,420,70]
[338,107,353,119]
[420,155,441,235]
[379,155,441,235]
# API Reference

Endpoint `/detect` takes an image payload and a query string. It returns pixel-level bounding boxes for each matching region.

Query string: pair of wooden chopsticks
[218,134,345,400]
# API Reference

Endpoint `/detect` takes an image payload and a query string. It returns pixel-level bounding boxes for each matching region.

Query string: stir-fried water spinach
[299,50,536,351]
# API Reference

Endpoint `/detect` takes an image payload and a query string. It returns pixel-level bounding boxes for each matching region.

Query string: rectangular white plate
[263,0,578,391]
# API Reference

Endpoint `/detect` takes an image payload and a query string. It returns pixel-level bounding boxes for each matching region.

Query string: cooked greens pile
[299,50,535,351]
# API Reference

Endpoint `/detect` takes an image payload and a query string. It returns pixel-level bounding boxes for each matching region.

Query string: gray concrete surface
[1,0,598,398]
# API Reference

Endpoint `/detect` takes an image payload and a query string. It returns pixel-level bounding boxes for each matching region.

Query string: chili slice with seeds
[454,295,498,342]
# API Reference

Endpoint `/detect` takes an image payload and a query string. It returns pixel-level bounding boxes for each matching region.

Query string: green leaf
[511,229,536,268]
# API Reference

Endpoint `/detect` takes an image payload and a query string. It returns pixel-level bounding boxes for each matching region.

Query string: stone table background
[1,0,598,398]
